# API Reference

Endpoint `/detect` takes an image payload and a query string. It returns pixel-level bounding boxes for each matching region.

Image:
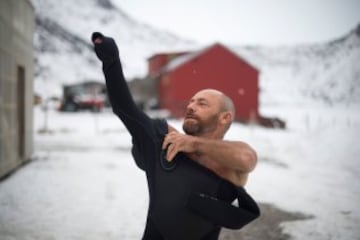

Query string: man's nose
[186,102,195,112]
[184,104,194,115]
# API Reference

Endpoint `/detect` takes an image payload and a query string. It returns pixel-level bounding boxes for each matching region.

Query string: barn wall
[159,44,259,121]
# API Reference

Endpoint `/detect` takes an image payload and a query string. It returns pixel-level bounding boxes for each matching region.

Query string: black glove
[91,32,119,62]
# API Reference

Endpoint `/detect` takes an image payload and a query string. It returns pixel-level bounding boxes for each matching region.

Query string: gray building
[0,0,35,179]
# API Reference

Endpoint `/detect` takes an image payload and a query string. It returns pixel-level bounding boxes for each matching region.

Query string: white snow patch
[1,101,360,240]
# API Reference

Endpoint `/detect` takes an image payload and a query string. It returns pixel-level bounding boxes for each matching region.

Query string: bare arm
[162,131,257,174]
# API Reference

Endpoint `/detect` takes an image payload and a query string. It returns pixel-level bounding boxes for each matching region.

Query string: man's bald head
[195,89,235,120]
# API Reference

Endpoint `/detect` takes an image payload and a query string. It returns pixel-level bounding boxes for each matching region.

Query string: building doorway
[17,66,25,159]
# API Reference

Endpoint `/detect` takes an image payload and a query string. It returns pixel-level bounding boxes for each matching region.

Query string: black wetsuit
[92,32,260,240]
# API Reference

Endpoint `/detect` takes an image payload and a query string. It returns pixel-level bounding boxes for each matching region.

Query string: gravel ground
[219,203,312,240]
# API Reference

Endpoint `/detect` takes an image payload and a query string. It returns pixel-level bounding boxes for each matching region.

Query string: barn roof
[161,49,204,73]
[159,43,259,75]
[147,51,190,61]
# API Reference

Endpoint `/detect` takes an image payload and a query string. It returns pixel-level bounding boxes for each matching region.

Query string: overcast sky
[114,0,360,46]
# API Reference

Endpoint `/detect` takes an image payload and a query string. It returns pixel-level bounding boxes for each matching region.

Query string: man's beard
[182,114,219,136]
[183,118,201,135]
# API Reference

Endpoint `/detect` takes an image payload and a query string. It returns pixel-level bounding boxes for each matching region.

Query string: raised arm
[91,32,152,138]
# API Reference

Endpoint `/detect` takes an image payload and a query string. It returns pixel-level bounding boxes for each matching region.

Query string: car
[59,81,108,112]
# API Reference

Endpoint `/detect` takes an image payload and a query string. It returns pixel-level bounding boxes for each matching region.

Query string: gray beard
[183,119,201,136]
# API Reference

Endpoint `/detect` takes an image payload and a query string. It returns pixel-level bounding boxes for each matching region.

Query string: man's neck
[195,130,224,140]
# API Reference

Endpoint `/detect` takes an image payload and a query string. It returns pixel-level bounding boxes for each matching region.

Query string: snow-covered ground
[0,104,360,240]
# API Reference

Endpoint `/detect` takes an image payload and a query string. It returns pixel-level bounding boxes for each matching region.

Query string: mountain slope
[32,0,360,108]
[32,0,197,97]
[233,25,360,107]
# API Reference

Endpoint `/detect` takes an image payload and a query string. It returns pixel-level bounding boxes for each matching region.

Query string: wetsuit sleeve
[91,32,154,166]
[186,187,260,229]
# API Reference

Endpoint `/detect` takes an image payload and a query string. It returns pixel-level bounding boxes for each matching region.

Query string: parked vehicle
[59,81,108,112]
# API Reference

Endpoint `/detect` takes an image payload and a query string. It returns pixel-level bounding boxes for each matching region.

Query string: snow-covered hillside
[32,0,197,97]
[234,25,360,107]
[32,0,360,108]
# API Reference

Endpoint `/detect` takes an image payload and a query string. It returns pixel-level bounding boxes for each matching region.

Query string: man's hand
[91,32,104,44]
[91,32,119,62]
[162,131,198,161]
[163,131,257,174]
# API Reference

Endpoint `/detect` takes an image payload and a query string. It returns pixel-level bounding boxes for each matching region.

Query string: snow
[1,104,359,240]
[32,0,198,98]
[3,1,359,238]
[0,108,148,240]
[232,30,360,107]
[31,0,360,110]
[244,106,360,240]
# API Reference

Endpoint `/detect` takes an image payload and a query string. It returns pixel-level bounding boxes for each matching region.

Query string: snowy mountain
[32,0,197,97]
[32,0,360,108]
[233,25,360,107]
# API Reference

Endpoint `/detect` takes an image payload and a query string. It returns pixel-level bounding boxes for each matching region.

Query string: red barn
[148,43,259,122]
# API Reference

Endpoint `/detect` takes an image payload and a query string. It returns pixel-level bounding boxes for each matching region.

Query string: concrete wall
[0,0,34,178]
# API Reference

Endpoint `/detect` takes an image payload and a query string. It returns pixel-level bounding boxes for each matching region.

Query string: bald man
[92,32,259,240]
[163,89,257,187]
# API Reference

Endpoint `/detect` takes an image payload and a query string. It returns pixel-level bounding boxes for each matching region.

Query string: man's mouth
[185,114,198,120]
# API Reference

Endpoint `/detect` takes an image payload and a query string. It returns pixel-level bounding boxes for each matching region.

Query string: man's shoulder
[150,118,180,139]
[151,118,169,136]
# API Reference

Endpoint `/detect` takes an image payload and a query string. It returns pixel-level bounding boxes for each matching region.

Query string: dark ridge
[35,15,93,53]
[96,0,115,9]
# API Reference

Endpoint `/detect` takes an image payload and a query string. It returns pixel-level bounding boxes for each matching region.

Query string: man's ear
[220,111,233,125]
